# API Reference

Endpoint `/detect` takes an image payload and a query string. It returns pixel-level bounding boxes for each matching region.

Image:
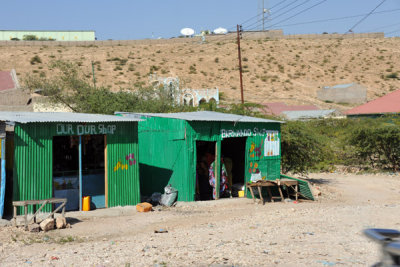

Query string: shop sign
[221,127,270,138]
[56,124,117,135]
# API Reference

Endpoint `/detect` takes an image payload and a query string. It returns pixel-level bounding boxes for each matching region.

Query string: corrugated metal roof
[324,83,355,89]
[117,111,283,123]
[345,89,400,115]
[0,112,142,124]
[263,102,319,115]
[282,109,337,120]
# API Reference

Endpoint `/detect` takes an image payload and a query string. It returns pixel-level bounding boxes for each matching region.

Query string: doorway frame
[53,134,107,211]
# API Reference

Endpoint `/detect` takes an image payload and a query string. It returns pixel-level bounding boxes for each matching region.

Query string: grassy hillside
[1,37,399,111]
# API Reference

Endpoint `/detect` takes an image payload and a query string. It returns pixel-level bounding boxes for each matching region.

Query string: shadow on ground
[300,177,332,185]
[66,217,83,226]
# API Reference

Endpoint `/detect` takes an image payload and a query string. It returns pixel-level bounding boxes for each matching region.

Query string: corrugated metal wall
[139,118,281,202]
[107,122,140,207]
[14,123,53,213]
[138,117,195,201]
[13,122,140,213]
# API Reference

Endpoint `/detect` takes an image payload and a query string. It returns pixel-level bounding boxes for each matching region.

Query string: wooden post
[78,136,82,211]
[13,205,17,226]
[237,24,244,105]
[214,141,221,199]
[0,138,6,218]
[104,135,108,208]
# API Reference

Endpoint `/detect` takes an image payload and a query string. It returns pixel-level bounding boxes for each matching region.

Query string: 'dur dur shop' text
[56,124,117,135]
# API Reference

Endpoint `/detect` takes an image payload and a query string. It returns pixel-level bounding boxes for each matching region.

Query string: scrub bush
[24,60,196,114]
[281,121,329,174]
[350,120,400,171]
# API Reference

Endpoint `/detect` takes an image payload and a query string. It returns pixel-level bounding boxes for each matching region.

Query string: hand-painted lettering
[56,124,117,135]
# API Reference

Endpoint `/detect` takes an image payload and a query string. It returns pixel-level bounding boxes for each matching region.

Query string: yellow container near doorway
[238,190,245,198]
[82,196,91,211]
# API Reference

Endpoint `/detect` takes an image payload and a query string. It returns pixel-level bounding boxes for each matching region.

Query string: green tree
[350,119,400,171]
[281,121,328,174]
[24,60,180,114]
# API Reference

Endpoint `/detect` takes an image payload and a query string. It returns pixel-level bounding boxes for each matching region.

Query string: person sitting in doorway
[208,156,228,199]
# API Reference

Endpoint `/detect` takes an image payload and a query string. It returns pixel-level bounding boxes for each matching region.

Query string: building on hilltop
[149,74,219,107]
[317,83,367,104]
[0,30,95,41]
[0,69,33,111]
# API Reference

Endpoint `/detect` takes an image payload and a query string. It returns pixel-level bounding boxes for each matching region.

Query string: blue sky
[1,0,400,40]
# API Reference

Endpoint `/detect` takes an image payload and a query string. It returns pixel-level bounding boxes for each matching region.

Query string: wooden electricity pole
[237,24,244,104]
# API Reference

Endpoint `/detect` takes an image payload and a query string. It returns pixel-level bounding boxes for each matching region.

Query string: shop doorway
[221,137,247,197]
[53,135,106,211]
[195,141,216,201]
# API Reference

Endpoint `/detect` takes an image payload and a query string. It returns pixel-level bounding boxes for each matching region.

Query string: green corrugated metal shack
[118,111,284,201]
[0,112,141,215]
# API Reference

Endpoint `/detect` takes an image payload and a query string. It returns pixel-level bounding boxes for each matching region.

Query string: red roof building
[345,89,400,116]
[0,70,16,92]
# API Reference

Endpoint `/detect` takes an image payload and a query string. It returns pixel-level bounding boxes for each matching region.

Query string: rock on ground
[56,217,66,229]
[28,223,40,233]
[39,218,54,232]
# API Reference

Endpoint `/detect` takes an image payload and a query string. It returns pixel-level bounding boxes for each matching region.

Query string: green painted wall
[13,121,139,213]
[138,116,281,202]
[0,31,95,41]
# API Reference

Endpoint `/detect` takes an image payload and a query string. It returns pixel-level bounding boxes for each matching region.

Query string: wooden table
[246,179,299,205]
[278,178,299,201]
[13,198,67,228]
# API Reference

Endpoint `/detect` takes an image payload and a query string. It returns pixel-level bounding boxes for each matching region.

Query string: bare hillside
[1,38,400,111]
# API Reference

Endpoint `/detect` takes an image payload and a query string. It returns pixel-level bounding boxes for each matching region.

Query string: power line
[273,8,400,28]
[363,20,400,33]
[190,0,321,47]
[385,28,400,35]
[270,0,290,10]
[324,0,388,50]
[345,0,388,34]
[244,0,329,33]
[244,0,313,30]
[273,0,302,15]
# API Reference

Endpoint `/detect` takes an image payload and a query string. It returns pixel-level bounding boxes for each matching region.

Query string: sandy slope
[0,172,399,266]
[1,38,400,111]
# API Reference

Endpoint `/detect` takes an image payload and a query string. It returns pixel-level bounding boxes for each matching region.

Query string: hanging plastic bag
[160,184,178,207]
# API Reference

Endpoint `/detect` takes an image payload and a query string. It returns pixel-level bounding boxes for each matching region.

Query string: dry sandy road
[0,172,399,267]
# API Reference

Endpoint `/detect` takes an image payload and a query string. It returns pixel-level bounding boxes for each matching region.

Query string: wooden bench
[246,179,299,205]
[13,198,67,228]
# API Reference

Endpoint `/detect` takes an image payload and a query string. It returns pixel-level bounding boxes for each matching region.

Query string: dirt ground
[0,172,399,266]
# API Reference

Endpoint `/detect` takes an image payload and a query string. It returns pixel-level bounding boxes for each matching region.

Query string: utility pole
[91,61,96,88]
[262,0,265,31]
[259,0,270,31]
[237,24,244,105]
